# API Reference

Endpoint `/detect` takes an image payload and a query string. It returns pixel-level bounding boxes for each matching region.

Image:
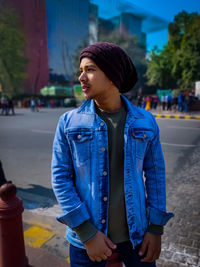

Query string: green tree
[146,46,176,89]
[146,11,200,90]
[0,7,28,96]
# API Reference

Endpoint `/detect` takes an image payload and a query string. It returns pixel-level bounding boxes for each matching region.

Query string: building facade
[9,0,49,95]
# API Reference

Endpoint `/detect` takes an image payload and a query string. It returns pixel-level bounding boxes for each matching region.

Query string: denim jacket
[51,95,174,249]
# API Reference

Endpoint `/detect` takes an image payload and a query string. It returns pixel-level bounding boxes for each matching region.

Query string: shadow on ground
[17,184,57,210]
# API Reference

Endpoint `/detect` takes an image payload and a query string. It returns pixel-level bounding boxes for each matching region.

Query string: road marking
[161,142,196,147]
[31,129,54,134]
[24,226,55,248]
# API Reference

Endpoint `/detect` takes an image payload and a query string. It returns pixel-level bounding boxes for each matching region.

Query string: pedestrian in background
[30,98,36,112]
[183,93,190,113]
[137,95,143,107]
[152,95,158,110]
[145,95,151,110]
[1,95,8,115]
[8,98,15,115]
[167,93,173,111]
[142,96,146,109]
[52,42,173,267]
[177,92,183,112]
[161,93,167,111]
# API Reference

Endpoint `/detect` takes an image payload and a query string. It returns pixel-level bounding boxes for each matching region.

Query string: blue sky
[131,0,200,51]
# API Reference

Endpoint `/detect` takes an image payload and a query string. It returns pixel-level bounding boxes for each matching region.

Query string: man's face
[79,57,113,101]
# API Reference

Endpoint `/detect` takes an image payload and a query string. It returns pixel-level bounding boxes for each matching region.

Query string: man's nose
[79,72,87,82]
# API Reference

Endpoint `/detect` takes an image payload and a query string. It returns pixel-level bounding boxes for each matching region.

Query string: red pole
[0,183,29,267]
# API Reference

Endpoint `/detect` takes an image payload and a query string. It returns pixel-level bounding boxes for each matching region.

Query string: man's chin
[84,94,93,100]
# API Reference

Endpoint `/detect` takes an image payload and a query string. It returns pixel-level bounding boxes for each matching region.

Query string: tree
[146,46,176,89]
[0,6,28,96]
[146,11,200,90]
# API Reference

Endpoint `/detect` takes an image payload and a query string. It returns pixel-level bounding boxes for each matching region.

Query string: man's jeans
[70,241,156,267]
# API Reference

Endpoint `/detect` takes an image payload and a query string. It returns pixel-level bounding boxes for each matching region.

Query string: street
[0,108,200,266]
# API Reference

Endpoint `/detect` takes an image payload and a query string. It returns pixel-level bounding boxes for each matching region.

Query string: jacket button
[103,171,107,176]
[103,197,107,201]
[101,147,105,152]
[144,133,146,138]
[100,122,104,126]
[77,134,82,139]
[101,219,106,224]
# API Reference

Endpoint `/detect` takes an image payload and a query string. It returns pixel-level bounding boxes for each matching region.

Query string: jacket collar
[77,95,144,119]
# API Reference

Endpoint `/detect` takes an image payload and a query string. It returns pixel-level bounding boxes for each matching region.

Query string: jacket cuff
[56,203,90,228]
[73,220,98,243]
[147,207,174,226]
[147,223,164,235]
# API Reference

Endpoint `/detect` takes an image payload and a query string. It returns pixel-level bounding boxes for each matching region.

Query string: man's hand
[139,232,161,262]
[84,231,116,262]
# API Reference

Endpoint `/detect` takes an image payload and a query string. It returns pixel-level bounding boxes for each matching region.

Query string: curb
[154,114,200,120]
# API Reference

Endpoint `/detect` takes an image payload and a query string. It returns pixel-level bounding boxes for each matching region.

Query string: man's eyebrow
[80,64,97,69]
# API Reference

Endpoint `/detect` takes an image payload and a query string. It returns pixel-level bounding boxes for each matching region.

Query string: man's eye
[87,68,94,71]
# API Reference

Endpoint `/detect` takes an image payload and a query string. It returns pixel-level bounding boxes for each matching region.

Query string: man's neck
[94,93,122,112]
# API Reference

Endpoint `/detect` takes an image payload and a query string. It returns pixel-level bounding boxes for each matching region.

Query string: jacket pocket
[131,129,153,159]
[67,130,93,163]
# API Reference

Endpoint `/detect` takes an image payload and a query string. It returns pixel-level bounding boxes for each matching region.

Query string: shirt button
[101,219,106,224]
[103,197,107,201]
[101,147,106,152]
[77,134,82,139]
[103,171,107,176]
[100,122,104,126]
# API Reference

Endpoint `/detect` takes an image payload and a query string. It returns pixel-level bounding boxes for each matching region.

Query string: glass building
[46,0,89,83]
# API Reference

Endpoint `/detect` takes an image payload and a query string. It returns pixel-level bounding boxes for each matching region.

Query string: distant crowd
[0,91,198,116]
[0,96,71,115]
[137,91,196,113]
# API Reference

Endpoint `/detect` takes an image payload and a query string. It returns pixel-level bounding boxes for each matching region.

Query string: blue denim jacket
[51,96,174,249]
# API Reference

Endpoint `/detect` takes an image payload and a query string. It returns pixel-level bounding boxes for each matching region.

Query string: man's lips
[81,84,90,92]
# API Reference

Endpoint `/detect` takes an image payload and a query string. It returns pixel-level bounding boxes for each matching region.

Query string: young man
[51,42,173,267]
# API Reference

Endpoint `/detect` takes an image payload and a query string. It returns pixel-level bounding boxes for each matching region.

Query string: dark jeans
[70,241,156,267]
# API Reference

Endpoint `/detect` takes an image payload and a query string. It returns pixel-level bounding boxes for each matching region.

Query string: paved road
[1,108,200,266]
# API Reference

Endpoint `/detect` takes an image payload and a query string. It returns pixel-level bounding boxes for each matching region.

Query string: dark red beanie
[80,42,138,93]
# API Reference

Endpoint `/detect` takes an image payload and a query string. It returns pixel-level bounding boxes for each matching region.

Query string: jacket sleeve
[51,115,90,228]
[143,115,174,226]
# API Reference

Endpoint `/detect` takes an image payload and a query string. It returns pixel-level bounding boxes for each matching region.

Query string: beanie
[80,42,138,93]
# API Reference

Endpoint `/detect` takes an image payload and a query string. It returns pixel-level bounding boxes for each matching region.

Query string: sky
[92,0,200,52]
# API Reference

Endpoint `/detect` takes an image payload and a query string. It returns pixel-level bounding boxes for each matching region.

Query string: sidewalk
[26,245,69,267]
[23,221,70,267]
